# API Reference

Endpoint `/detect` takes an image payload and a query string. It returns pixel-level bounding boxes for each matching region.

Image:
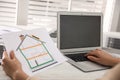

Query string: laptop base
[67,57,110,72]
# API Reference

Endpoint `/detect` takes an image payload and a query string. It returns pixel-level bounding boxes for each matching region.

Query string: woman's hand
[2,51,28,80]
[86,49,120,66]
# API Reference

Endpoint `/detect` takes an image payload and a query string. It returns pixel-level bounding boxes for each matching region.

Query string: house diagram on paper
[16,34,57,72]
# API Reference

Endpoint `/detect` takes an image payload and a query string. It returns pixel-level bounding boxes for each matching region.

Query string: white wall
[103,0,116,32]
[117,12,120,31]
[111,0,120,32]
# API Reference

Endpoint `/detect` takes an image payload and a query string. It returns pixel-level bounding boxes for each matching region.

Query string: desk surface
[35,62,107,80]
[0,62,107,80]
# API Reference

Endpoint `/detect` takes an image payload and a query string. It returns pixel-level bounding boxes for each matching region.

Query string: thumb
[10,51,15,59]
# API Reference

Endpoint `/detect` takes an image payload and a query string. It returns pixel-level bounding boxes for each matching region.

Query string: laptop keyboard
[65,53,89,62]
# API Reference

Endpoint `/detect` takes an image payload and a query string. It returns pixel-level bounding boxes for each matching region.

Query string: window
[0,0,107,31]
[71,0,106,12]
[27,0,106,31]
[28,0,69,31]
[0,0,16,26]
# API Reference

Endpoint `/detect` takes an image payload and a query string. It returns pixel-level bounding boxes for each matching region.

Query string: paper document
[2,28,67,75]
[0,26,21,65]
[0,26,21,35]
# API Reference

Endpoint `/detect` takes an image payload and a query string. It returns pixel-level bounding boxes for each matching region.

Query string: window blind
[28,0,106,31]
[0,0,106,29]
[28,0,69,30]
[0,0,16,26]
[71,0,106,12]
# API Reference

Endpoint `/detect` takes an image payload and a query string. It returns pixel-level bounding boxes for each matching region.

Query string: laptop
[57,12,109,72]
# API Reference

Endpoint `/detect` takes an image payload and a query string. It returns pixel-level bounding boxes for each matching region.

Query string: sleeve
[26,76,40,80]
[98,63,120,80]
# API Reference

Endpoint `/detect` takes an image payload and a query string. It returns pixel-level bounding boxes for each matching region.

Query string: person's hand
[2,51,29,80]
[86,49,120,66]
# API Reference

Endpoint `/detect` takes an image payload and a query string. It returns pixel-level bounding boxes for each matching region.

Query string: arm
[2,51,29,80]
[98,63,120,80]
[86,49,120,66]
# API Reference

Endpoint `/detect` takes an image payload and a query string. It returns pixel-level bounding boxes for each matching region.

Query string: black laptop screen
[59,14,101,49]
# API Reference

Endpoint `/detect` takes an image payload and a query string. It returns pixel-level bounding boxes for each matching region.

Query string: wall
[117,12,120,31]
[111,0,120,32]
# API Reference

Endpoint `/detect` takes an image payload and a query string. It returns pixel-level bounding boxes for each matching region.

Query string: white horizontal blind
[0,0,16,26]
[71,0,106,12]
[28,0,69,30]
[28,0,106,30]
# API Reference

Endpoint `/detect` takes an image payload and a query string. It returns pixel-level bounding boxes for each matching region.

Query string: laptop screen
[57,12,103,52]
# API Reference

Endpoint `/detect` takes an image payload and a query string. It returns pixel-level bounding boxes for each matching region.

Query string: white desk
[0,62,107,80]
[34,62,107,80]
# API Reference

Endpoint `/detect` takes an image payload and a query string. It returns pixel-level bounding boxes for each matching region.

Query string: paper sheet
[0,26,21,64]
[2,28,67,75]
[0,26,21,35]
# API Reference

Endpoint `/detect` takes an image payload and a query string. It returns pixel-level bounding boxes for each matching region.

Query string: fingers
[86,49,101,56]
[2,51,8,59]
[2,57,10,66]
[2,51,9,64]
[86,51,97,56]
[10,51,15,59]
[2,51,15,65]
[10,51,20,65]
[87,56,99,62]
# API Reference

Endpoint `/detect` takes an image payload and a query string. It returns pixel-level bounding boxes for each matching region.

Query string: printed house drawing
[16,35,57,72]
